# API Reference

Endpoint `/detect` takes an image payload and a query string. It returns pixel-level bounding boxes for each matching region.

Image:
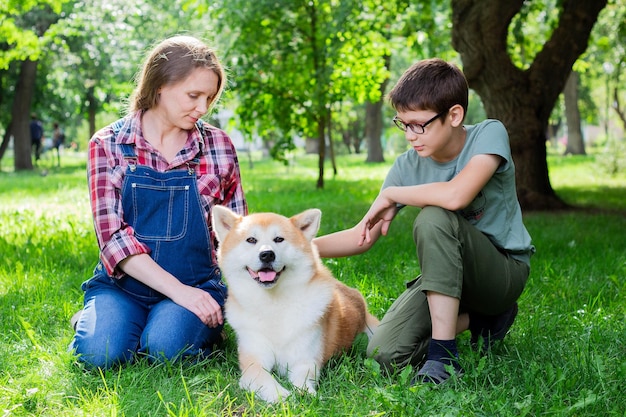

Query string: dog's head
[212,206,321,290]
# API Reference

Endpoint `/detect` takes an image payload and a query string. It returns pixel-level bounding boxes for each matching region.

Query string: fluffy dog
[212,206,379,403]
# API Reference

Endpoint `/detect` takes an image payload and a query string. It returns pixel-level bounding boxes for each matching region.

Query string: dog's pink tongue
[258,270,277,282]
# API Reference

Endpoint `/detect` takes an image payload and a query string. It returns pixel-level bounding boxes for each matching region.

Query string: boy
[313,58,534,384]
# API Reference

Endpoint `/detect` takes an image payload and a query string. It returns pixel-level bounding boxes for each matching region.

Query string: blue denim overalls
[71,144,227,369]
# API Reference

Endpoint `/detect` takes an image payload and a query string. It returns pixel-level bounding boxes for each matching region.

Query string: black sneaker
[411,359,464,385]
[469,303,518,352]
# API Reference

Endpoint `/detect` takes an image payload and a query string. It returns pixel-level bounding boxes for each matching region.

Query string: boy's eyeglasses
[393,111,446,134]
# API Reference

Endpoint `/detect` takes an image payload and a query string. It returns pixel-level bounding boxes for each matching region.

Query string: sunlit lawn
[0,147,625,416]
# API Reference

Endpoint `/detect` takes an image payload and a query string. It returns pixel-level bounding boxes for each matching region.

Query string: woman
[70,36,247,369]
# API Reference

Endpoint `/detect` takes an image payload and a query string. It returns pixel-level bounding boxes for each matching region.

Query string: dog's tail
[363,313,380,340]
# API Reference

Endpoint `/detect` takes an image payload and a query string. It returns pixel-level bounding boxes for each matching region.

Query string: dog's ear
[291,208,321,242]
[211,205,240,243]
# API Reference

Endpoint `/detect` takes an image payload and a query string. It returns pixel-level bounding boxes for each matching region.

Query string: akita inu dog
[212,206,379,403]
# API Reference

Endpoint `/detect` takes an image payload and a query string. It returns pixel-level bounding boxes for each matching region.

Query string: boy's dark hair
[388,58,468,117]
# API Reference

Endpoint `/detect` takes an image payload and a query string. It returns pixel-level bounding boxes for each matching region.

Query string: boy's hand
[358,193,396,245]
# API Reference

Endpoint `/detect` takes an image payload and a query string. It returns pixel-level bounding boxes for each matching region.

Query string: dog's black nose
[259,250,275,263]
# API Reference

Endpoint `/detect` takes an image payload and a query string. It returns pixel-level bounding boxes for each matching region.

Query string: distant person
[314,58,534,384]
[52,122,65,166]
[30,113,44,163]
[69,35,248,369]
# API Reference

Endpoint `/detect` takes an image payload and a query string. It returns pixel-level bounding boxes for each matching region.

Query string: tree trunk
[316,116,327,189]
[364,100,384,163]
[563,71,585,155]
[327,109,337,176]
[12,59,38,171]
[451,0,606,210]
[352,126,362,153]
[365,54,391,163]
[612,85,626,131]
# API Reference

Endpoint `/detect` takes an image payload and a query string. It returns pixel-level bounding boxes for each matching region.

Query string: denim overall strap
[118,144,217,297]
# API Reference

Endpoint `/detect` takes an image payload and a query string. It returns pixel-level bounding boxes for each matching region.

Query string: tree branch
[613,86,626,130]
[529,0,608,119]
[451,0,523,82]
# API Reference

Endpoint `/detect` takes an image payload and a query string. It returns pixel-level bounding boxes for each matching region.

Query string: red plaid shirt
[88,111,247,277]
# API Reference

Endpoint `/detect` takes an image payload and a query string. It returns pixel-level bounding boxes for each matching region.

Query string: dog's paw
[257,385,291,403]
[289,365,319,396]
[240,378,290,403]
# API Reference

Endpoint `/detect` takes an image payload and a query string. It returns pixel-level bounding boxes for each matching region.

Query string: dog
[212,206,379,403]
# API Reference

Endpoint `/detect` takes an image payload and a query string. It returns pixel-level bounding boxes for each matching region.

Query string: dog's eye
[246,237,257,244]
[274,237,284,243]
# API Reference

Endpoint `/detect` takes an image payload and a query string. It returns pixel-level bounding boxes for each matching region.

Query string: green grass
[1,150,625,416]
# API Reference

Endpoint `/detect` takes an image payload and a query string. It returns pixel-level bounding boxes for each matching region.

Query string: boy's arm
[313,219,385,258]
[358,154,501,239]
[315,154,500,258]
[380,154,500,211]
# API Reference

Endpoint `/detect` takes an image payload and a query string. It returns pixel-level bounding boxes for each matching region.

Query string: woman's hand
[169,284,224,327]
[119,254,223,327]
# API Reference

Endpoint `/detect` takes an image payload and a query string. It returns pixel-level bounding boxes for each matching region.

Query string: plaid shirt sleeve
[88,125,151,277]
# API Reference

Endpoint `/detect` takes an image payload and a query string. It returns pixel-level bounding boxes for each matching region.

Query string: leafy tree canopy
[0,0,67,69]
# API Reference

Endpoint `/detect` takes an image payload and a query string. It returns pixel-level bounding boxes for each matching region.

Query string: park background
[1,0,625,416]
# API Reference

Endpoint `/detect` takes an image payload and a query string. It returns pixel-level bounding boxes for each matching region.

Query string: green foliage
[2,0,220,151]
[215,0,368,140]
[211,0,458,177]
[507,0,560,69]
[4,0,623,192]
[0,152,625,415]
[0,0,68,69]
[555,0,626,127]
[0,20,38,70]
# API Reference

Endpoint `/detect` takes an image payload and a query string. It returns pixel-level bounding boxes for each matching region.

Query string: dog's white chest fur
[226,278,333,363]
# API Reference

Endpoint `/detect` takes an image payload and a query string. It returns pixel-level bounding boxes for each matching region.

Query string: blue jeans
[70,265,225,369]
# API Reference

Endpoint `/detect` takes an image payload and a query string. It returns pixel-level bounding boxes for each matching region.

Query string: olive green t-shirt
[382,119,534,265]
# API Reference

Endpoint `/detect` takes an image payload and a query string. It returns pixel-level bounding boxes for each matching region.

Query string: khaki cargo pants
[366,206,530,370]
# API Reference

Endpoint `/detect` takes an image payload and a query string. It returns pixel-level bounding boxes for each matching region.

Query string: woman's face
[156,67,220,130]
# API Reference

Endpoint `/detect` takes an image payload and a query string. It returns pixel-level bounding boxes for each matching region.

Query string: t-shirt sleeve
[470,119,512,173]
[381,158,405,190]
